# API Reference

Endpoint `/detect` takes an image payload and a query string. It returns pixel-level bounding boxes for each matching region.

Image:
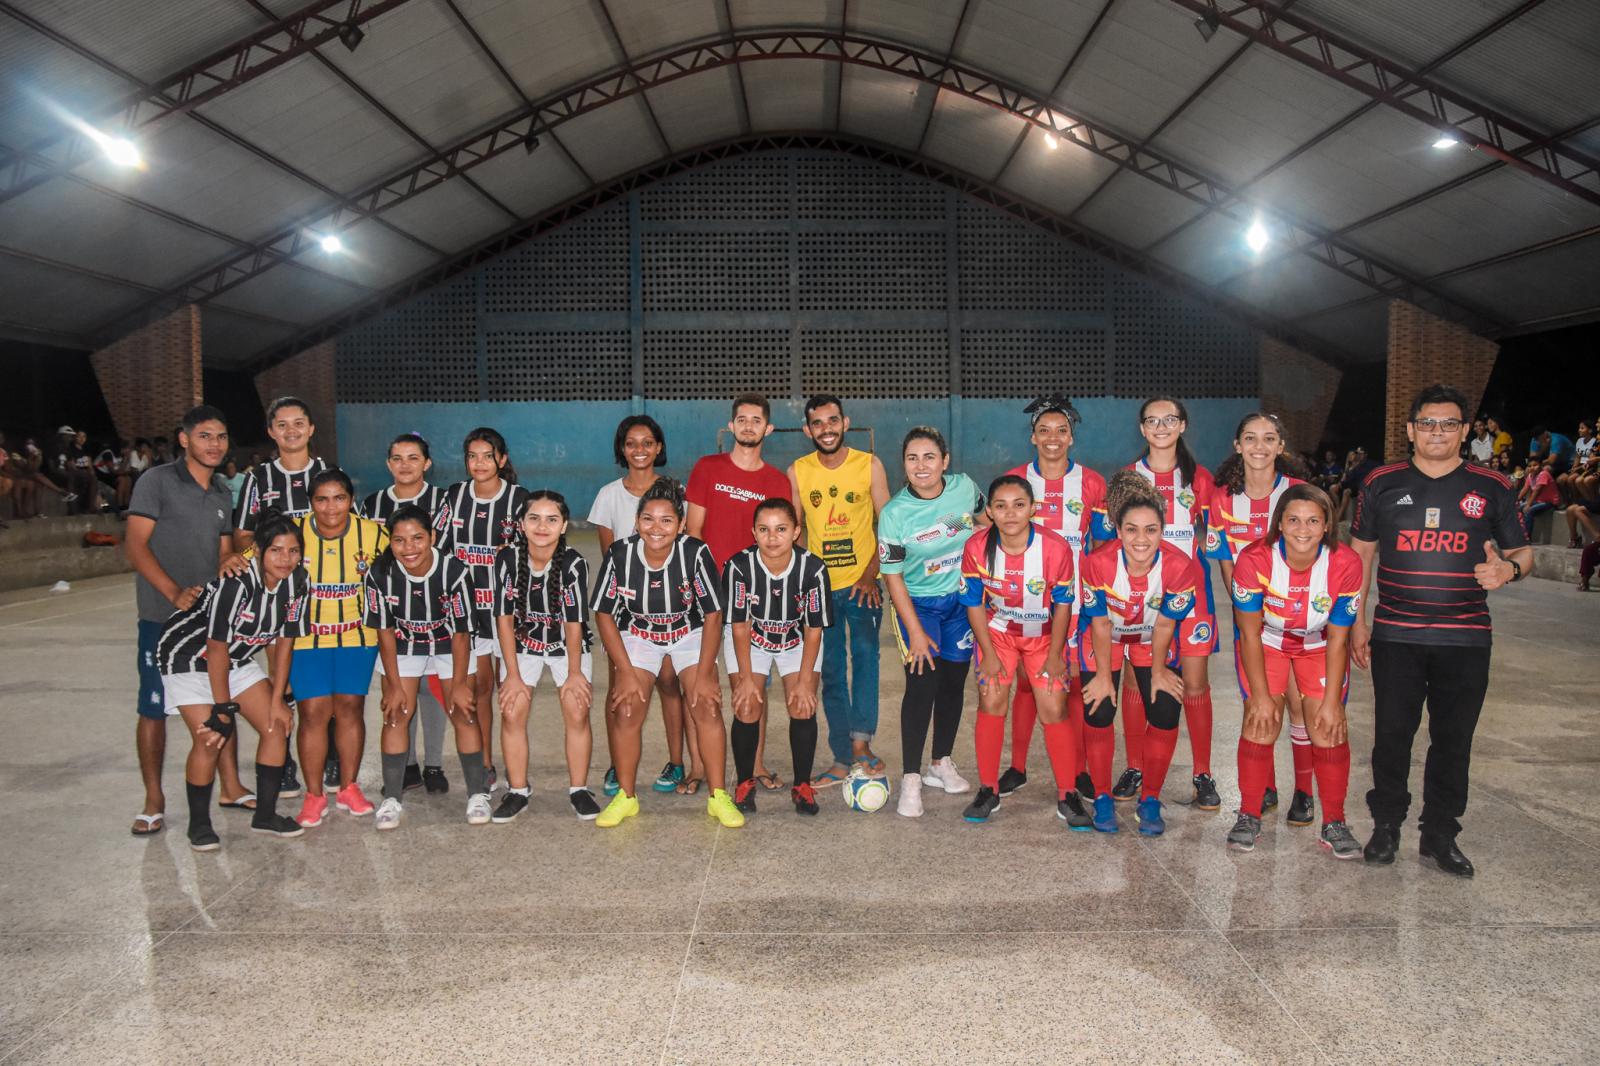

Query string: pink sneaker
[335,783,374,816]
[297,792,328,828]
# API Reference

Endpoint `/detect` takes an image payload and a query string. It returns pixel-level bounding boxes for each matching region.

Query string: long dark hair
[1214,411,1311,494]
[253,507,304,573]
[513,490,572,632]
[983,474,1034,576]
[389,432,431,460]
[1138,397,1196,487]
[464,427,516,484]
[372,503,433,582]
[1267,483,1339,551]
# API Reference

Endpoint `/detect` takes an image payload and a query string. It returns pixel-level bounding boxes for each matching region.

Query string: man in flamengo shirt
[687,394,793,789]
[1349,384,1531,877]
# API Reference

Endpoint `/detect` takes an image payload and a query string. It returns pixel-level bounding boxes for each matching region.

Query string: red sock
[1121,676,1146,771]
[1184,690,1213,776]
[425,674,446,705]
[1289,724,1314,795]
[1067,676,1087,776]
[1236,738,1274,818]
[1041,720,1080,799]
[975,712,1006,790]
[1085,724,1115,795]
[1010,680,1037,773]
[1141,725,1180,800]
[1311,743,1351,823]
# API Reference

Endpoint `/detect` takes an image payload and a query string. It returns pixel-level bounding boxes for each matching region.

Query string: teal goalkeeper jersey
[876,473,983,598]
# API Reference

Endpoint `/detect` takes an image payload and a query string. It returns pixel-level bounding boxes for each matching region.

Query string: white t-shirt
[587,478,646,539]
[1469,434,1495,462]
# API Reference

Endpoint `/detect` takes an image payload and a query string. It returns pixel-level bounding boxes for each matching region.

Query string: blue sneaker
[1137,796,1165,836]
[652,762,684,793]
[1092,793,1119,834]
[603,767,620,796]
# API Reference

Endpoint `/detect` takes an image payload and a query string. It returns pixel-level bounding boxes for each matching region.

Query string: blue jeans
[136,620,166,720]
[820,586,882,766]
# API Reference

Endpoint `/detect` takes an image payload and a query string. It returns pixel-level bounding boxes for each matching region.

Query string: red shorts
[977,629,1060,690]
[1234,643,1347,704]
[1177,608,1218,658]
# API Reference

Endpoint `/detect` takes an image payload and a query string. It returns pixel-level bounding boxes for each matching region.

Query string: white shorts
[472,635,498,659]
[721,625,822,679]
[394,651,474,679]
[620,629,705,677]
[161,661,268,716]
[504,652,593,688]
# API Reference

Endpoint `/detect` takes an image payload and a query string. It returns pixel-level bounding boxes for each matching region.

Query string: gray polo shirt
[127,459,235,623]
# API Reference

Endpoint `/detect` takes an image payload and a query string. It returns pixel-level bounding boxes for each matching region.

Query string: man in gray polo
[125,405,256,835]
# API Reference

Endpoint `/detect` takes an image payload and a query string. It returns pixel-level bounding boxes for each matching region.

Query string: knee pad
[1084,698,1117,729]
[1146,693,1182,731]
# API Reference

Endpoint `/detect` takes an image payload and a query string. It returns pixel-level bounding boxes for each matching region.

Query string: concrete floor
[1,547,1596,1065]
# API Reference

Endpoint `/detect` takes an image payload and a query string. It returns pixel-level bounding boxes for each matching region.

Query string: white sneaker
[374,797,402,831]
[897,773,924,818]
[466,793,492,825]
[923,756,971,794]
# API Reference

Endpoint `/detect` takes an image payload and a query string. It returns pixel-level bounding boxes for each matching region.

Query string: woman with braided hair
[493,490,599,822]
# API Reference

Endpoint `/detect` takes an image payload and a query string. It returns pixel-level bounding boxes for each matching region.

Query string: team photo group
[126,382,1530,880]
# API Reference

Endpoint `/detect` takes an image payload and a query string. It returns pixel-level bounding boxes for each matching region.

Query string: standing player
[494,491,600,822]
[1349,385,1531,876]
[1205,412,1307,819]
[1077,471,1204,836]
[433,428,530,792]
[724,498,832,816]
[1227,485,1362,858]
[364,504,489,831]
[877,427,983,817]
[587,415,694,797]
[1000,396,1110,801]
[787,395,891,785]
[1116,398,1220,812]
[589,478,742,829]
[360,432,451,796]
[156,509,310,849]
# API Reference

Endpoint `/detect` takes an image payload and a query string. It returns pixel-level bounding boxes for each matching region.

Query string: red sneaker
[296,792,328,828]
[791,782,819,816]
[335,783,374,816]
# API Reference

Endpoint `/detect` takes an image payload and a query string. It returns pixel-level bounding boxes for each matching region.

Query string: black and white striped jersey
[591,535,723,645]
[234,456,328,531]
[432,480,531,635]
[156,564,310,675]
[361,549,475,656]
[360,484,448,525]
[723,545,832,653]
[494,544,592,655]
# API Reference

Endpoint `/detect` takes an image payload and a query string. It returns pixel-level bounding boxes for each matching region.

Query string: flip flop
[675,776,704,796]
[755,772,784,792]
[131,813,164,836]
[219,793,257,810]
[854,755,886,775]
[813,769,849,788]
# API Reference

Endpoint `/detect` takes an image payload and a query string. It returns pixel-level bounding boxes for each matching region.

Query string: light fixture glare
[1245,219,1269,254]
[1043,132,1059,150]
[1432,133,1459,149]
[319,234,343,253]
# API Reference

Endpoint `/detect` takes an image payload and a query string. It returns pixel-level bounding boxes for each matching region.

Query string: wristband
[1509,559,1522,582]
[204,702,239,739]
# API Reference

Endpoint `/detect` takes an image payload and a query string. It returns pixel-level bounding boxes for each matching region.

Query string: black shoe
[1286,789,1315,827]
[1111,768,1142,802]
[734,779,758,814]
[962,786,1001,823]
[997,767,1027,797]
[569,789,601,820]
[280,757,302,799]
[1419,834,1475,878]
[1261,787,1279,813]
[250,813,305,839]
[423,766,449,794]
[791,782,819,816]
[1363,824,1400,865]
[491,792,529,824]
[1075,771,1095,798]
[188,826,221,852]
[403,763,423,792]
[1056,791,1092,831]
[1191,773,1221,811]
[323,757,341,790]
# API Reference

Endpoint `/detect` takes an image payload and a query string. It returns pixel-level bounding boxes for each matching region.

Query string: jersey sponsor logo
[713,482,768,503]
[309,620,360,635]
[982,577,1006,591]
[1177,488,1195,509]
[1187,621,1212,644]
[628,621,691,644]
[1459,492,1487,519]
[1065,497,1084,515]
[824,505,852,528]
[808,490,823,508]
[925,552,960,576]
[1395,494,1413,505]
[1425,507,1441,529]
[473,588,495,607]
[1167,591,1192,613]
[454,545,498,567]
[285,599,303,622]
[913,527,943,544]
[313,583,360,599]
[1396,529,1471,553]
[396,618,447,635]
[1311,594,1332,613]
[1025,577,1046,596]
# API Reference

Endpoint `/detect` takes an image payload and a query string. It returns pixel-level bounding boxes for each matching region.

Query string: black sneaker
[1074,771,1095,798]
[791,782,819,815]
[280,757,302,799]
[250,813,305,839]
[568,789,601,820]
[734,779,758,814]
[996,767,1027,797]
[423,766,449,794]
[1111,768,1142,802]
[188,826,221,852]
[1261,787,1279,813]
[1056,791,1092,831]
[491,791,529,823]
[1191,773,1221,811]
[1227,812,1262,851]
[1286,789,1315,827]
[403,763,423,792]
[962,786,1001,823]
[323,756,341,790]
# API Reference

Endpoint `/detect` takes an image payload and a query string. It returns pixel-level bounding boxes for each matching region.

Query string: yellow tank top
[793,448,876,589]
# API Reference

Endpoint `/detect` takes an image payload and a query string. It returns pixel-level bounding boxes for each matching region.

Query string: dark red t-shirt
[685,452,793,570]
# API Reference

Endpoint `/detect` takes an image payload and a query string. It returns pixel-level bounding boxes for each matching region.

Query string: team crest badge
[809,490,823,508]
[1026,578,1045,596]
[677,582,692,600]
[354,551,370,575]
[1232,584,1253,603]
[1168,591,1192,613]
[1065,498,1084,515]
[1425,507,1441,529]
[1205,528,1222,553]
[1178,488,1195,509]
[1187,621,1212,644]
[828,484,838,498]
[845,491,858,503]
[1311,594,1332,613]
[1080,588,1098,608]
[1459,492,1487,519]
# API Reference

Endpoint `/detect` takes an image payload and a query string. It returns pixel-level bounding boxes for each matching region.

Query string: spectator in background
[53,426,101,514]
[219,457,247,508]
[1484,416,1513,458]
[152,437,172,464]
[1518,456,1561,536]
[1314,449,1343,490]
[93,439,120,504]
[2,432,75,519]
[1468,419,1495,464]
[1528,426,1575,476]
[1557,420,1594,504]
[1332,446,1377,528]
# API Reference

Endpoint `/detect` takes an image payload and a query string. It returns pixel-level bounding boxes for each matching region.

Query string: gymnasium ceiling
[0,0,1597,370]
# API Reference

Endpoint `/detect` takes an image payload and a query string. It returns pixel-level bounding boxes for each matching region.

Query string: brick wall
[1384,300,1500,461]
[89,305,202,442]
[1258,335,1342,457]
[254,342,338,464]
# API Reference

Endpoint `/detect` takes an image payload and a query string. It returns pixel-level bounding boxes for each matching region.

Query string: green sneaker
[652,762,684,793]
[595,791,639,828]
[706,788,746,828]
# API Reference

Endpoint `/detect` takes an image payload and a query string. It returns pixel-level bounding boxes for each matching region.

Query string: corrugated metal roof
[742,59,834,130]
[1431,0,1600,132]
[730,0,844,32]
[1293,0,1527,70]
[919,88,1026,181]
[997,133,1119,217]
[0,254,147,334]
[1073,169,1206,249]
[458,0,623,103]
[850,0,968,58]
[1438,233,1600,326]
[545,95,671,182]
[838,63,929,151]
[1223,250,1377,320]
[0,27,131,146]
[6,0,264,86]
[202,306,297,368]
[374,178,513,255]
[955,0,1120,100]
[1297,301,1389,362]
[453,135,592,218]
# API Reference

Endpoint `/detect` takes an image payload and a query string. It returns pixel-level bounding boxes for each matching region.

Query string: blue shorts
[136,620,166,721]
[893,591,975,665]
[289,645,380,700]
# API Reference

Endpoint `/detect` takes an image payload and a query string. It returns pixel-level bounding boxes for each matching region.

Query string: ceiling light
[1043,132,1059,150]
[1245,218,1269,254]
[100,136,141,168]
[338,21,365,52]
[319,234,343,253]
[523,129,541,155]
[1194,11,1219,42]
[1432,133,1460,149]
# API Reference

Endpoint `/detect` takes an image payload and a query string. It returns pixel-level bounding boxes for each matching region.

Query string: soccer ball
[843,768,891,813]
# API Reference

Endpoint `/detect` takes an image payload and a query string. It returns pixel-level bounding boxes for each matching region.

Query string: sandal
[755,771,784,792]
[219,792,257,810]
[131,813,164,836]
[812,767,849,788]
[675,776,704,796]
[854,754,886,775]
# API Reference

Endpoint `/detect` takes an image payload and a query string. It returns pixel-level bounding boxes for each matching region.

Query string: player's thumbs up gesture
[1474,540,1514,591]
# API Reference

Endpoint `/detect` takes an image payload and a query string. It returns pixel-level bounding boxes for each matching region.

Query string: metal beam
[721,0,753,136]
[991,0,1118,183]
[0,0,420,205]
[592,0,675,156]
[246,132,1361,375]
[106,30,1500,345]
[1157,0,1600,207]
[912,0,974,155]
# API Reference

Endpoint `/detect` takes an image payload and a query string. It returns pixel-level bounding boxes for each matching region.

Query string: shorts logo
[1204,528,1222,553]
[1187,621,1212,644]
[1311,594,1332,613]
[1232,584,1253,603]
[1425,507,1440,529]
[957,630,974,650]
[809,490,823,508]
[1459,492,1487,519]
[1080,588,1097,608]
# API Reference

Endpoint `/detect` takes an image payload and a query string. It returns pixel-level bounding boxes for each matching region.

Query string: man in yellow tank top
[788,395,891,783]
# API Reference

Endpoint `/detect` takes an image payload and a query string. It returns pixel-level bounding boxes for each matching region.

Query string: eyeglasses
[1412,418,1463,433]
[1141,415,1183,429]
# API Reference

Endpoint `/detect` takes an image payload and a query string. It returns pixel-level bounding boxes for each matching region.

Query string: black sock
[253,761,283,825]
[460,753,487,796]
[186,780,214,837]
[899,666,938,775]
[930,659,971,761]
[731,719,759,784]
[790,716,817,785]
[325,717,338,755]
[382,752,408,800]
